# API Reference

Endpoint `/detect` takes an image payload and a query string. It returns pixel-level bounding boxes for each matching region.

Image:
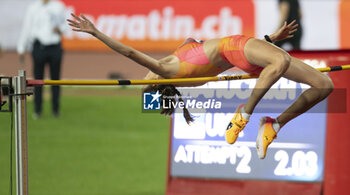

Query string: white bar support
[14,70,29,195]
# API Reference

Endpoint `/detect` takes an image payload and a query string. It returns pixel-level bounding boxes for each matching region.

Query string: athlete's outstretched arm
[67,13,169,76]
[266,20,298,43]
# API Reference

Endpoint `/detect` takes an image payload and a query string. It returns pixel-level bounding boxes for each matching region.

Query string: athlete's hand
[67,13,98,36]
[269,20,298,42]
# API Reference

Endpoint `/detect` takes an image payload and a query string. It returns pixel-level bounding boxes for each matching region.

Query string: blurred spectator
[275,0,302,50]
[17,0,67,119]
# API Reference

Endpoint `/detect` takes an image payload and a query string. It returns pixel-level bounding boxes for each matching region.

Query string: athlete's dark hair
[143,84,194,124]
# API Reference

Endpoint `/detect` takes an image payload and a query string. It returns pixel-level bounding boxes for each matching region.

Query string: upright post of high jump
[14,70,29,195]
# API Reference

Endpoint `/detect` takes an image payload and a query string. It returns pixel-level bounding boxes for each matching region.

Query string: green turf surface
[0,88,169,195]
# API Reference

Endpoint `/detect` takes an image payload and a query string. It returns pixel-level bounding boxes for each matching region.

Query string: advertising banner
[0,0,348,51]
[62,0,254,51]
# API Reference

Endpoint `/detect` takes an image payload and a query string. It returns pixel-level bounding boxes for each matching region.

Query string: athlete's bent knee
[315,76,334,97]
[271,52,291,75]
[321,76,334,94]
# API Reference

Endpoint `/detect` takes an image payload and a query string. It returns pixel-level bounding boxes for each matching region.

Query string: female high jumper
[68,13,333,159]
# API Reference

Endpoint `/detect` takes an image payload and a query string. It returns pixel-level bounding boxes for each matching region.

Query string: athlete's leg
[245,39,333,125]
[276,57,334,128]
[255,57,333,159]
[225,39,291,145]
[243,38,291,114]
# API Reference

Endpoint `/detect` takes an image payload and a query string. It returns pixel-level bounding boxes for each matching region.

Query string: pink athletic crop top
[171,38,225,78]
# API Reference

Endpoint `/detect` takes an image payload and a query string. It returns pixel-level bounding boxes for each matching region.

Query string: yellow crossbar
[27,65,350,86]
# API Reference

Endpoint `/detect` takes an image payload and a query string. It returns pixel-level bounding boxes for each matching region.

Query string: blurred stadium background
[1,0,350,195]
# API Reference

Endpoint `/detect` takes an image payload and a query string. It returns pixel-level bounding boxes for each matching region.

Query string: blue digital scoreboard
[169,76,327,182]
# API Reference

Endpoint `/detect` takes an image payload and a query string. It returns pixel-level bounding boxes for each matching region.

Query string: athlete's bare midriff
[203,38,234,70]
